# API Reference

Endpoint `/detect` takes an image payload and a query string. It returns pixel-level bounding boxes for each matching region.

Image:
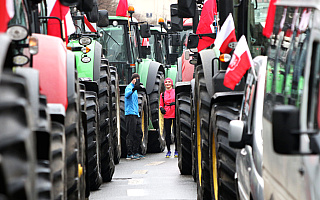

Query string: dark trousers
[164,118,177,152]
[125,115,143,155]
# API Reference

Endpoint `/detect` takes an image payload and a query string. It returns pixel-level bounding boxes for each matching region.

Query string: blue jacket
[125,83,139,116]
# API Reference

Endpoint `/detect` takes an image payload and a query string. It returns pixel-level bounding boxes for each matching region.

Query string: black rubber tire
[210,104,239,200]
[195,65,212,199]
[147,71,165,153]
[65,86,81,200]
[190,84,197,182]
[138,91,149,155]
[110,66,121,164]
[50,121,66,200]
[99,64,115,182]
[85,91,102,190]
[176,91,192,175]
[0,74,37,200]
[79,83,90,198]
[119,93,127,158]
[119,90,149,156]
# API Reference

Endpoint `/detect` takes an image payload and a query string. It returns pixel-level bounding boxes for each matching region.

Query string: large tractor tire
[176,91,192,175]
[147,71,165,153]
[138,91,149,155]
[110,66,121,164]
[99,64,115,182]
[85,91,102,190]
[0,74,37,200]
[79,83,90,198]
[209,104,239,200]
[50,121,66,200]
[119,90,149,157]
[194,65,212,199]
[190,82,197,182]
[65,84,81,200]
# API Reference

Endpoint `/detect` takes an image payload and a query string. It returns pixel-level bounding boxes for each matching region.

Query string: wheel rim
[116,89,121,147]
[141,107,145,141]
[212,130,218,200]
[196,101,202,186]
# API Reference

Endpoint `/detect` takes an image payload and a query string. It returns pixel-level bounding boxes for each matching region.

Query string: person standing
[159,78,177,158]
[125,73,144,160]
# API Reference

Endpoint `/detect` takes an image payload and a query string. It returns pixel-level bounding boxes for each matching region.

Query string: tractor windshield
[101,25,128,63]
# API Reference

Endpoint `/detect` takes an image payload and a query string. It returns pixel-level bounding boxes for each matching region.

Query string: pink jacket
[159,89,175,118]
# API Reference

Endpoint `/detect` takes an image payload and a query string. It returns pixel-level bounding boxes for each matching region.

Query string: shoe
[166,151,171,158]
[174,151,178,158]
[126,155,134,160]
[132,154,140,160]
[135,153,145,159]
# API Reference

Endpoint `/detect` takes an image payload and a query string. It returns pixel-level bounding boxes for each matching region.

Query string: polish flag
[116,0,128,17]
[0,0,14,32]
[47,0,75,43]
[262,0,276,38]
[224,35,254,90]
[196,0,217,51]
[214,13,237,54]
[84,15,97,32]
[142,38,150,47]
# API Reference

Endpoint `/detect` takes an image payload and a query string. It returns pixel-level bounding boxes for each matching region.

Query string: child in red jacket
[159,78,177,158]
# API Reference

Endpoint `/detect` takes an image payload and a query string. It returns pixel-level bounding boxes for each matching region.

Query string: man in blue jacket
[125,73,144,160]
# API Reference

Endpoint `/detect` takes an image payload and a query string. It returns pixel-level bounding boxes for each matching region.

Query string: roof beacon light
[158,17,164,25]
[128,6,135,14]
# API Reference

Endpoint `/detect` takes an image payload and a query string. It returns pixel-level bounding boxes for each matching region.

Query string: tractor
[97,7,167,156]
[175,0,269,199]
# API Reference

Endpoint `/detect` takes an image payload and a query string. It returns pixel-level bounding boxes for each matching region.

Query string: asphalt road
[90,145,197,200]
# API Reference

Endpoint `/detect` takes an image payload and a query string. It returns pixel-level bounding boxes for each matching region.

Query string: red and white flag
[0,0,14,32]
[116,0,128,17]
[84,15,97,32]
[262,0,276,38]
[224,35,254,90]
[196,0,217,52]
[142,38,150,47]
[214,13,237,54]
[47,0,75,43]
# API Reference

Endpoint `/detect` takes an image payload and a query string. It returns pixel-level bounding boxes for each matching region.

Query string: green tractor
[97,9,167,156]
[67,9,119,188]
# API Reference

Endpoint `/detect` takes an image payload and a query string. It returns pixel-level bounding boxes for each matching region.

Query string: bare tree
[98,0,117,16]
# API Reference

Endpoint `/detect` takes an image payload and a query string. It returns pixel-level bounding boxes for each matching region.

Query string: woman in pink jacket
[159,78,177,158]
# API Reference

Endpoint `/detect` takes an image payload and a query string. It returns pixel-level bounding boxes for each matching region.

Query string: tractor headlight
[6,25,28,41]
[79,37,92,45]
[13,54,29,66]
[81,46,90,54]
[81,56,91,63]
[112,21,118,27]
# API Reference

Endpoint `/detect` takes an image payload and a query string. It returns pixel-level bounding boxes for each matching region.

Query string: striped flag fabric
[47,0,75,43]
[224,35,254,90]
[214,13,237,54]
[0,0,14,32]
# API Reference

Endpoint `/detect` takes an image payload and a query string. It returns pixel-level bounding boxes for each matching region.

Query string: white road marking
[145,161,165,166]
[127,189,146,196]
[128,179,144,185]
[132,170,148,174]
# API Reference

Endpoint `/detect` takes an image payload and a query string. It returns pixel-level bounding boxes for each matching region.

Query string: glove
[132,84,140,92]
[160,107,166,114]
[170,102,175,106]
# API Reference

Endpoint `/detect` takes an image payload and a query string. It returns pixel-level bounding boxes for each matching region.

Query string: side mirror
[97,10,109,27]
[272,105,300,154]
[140,24,151,38]
[58,0,79,6]
[229,120,250,149]
[178,0,196,18]
[170,4,183,32]
[77,0,93,12]
[141,46,151,58]
[85,0,99,23]
[171,34,180,46]
[187,34,199,49]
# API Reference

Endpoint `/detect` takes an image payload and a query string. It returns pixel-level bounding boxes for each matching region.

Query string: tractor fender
[211,91,244,106]
[93,41,102,81]
[0,34,11,76]
[67,50,76,103]
[146,61,164,95]
[177,56,182,82]
[197,48,220,97]
[32,33,68,110]
[175,81,191,95]
[15,67,40,127]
